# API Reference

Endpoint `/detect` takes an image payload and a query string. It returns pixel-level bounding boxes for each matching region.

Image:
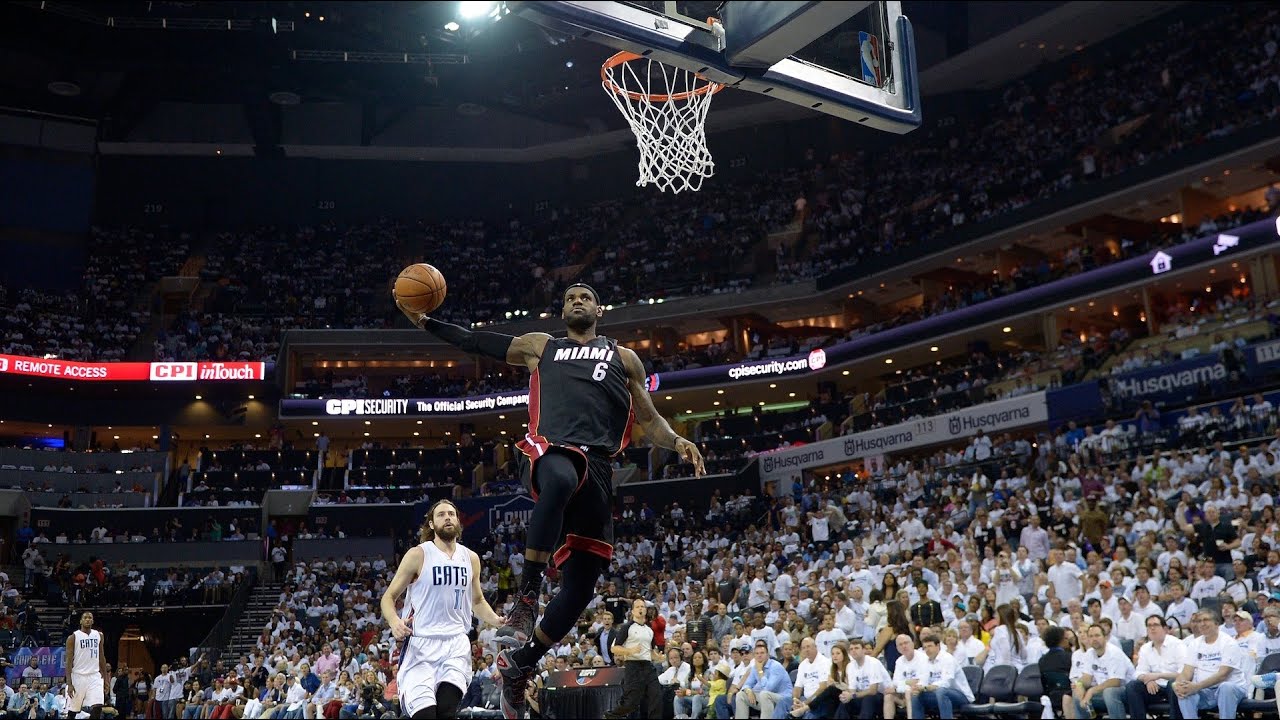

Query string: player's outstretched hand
[394,299,428,329]
[389,616,412,641]
[674,437,705,477]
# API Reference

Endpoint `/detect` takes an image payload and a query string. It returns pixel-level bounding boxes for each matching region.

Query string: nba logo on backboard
[859,32,883,87]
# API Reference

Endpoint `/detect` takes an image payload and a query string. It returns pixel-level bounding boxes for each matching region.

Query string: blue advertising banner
[415,493,535,545]
[7,646,65,684]
[1107,354,1242,405]
[1046,381,1104,427]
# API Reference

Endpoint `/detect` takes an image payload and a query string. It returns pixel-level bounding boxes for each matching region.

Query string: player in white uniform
[65,611,108,719]
[382,499,504,719]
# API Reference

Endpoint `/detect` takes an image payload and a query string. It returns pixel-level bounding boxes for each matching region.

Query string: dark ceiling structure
[0,1,1184,158]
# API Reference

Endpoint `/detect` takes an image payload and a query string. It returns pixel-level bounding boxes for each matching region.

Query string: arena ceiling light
[458,2,496,20]
[444,21,460,32]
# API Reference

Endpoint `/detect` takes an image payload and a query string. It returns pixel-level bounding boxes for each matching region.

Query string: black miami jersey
[521,335,635,456]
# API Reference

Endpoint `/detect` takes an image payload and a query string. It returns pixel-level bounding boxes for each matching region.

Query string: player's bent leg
[516,545,609,667]
[433,683,463,719]
[501,547,609,720]
[497,451,584,650]
[410,708,438,719]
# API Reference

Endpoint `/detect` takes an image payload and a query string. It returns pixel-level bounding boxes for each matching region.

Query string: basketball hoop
[601,50,724,194]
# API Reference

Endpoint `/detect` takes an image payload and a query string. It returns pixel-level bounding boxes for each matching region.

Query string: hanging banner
[7,646,66,684]
[758,391,1048,482]
[0,356,268,382]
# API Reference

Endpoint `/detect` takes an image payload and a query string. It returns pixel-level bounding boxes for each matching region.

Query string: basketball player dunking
[65,611,108,720]
[399,283,705,719]
[381,499,504,720]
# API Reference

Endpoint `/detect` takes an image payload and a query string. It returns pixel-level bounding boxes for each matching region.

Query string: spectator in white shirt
[1125,615,1186,718]
[1111,597,1146,645]
[953,620,986,667]
[1258,606,1280,657]
[985,605,1032,670]
[658,648,690,688]
[1048,549,1084,603]
[747,569,771,609]
[283,674,310,715]
[1172,611,1247,719]
[789,637,831,719]
[910,634,974,720]
[749,615,780,657]
[1228,610,1266,680]
[1065,624,1134,719]
[1164,583,1197,630]
[774,567,796,603]
[834,592,859,639]
[883,634,923,720]
[1190,561,1228,601]
[1130,586,1163,623]
[839,639,890,719]
[814,614,848,661]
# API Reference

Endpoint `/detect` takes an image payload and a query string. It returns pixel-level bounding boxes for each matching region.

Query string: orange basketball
[394,263,447,315]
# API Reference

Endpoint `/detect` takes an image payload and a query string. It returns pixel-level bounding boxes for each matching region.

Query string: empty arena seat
[959,665,1018,716]
[992,665,1045,716]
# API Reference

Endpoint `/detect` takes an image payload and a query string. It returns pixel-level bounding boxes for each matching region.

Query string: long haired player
[381,499,504,719]
[397,281,705,719]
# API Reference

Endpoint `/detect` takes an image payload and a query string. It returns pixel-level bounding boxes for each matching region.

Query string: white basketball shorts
[68,672,105,712]
[397,634,474,716]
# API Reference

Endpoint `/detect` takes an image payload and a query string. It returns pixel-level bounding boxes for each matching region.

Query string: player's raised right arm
[380,546,423,640]
[397,301,550,368]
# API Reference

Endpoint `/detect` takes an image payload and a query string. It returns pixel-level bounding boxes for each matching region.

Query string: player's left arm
[470,551,504,628]
[65,634,75,696]
[619,347,705,476]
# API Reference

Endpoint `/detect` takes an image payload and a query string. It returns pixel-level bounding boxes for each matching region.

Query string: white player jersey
[405,541,474,638]
[72,629,103,675]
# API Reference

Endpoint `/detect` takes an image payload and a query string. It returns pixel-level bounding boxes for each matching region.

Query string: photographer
[351,668,392,719]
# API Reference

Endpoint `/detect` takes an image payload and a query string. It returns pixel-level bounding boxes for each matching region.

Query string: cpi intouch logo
[807,348,827,371]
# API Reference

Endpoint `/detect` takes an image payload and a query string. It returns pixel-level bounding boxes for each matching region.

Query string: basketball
[394,263,447,315]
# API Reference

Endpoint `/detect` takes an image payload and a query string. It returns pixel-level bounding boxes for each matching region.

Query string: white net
[602,54,723,194]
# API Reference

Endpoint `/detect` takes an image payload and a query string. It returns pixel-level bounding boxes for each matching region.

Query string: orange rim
[601,51,724,103]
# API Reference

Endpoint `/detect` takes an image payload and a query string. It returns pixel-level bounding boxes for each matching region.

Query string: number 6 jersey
[523,336,635,458]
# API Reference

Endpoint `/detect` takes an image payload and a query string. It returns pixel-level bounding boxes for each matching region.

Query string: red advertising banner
[0,355,266,382]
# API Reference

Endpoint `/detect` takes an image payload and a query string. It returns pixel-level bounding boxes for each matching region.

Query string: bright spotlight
[458,1,495,20]
[444,21,460,32]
